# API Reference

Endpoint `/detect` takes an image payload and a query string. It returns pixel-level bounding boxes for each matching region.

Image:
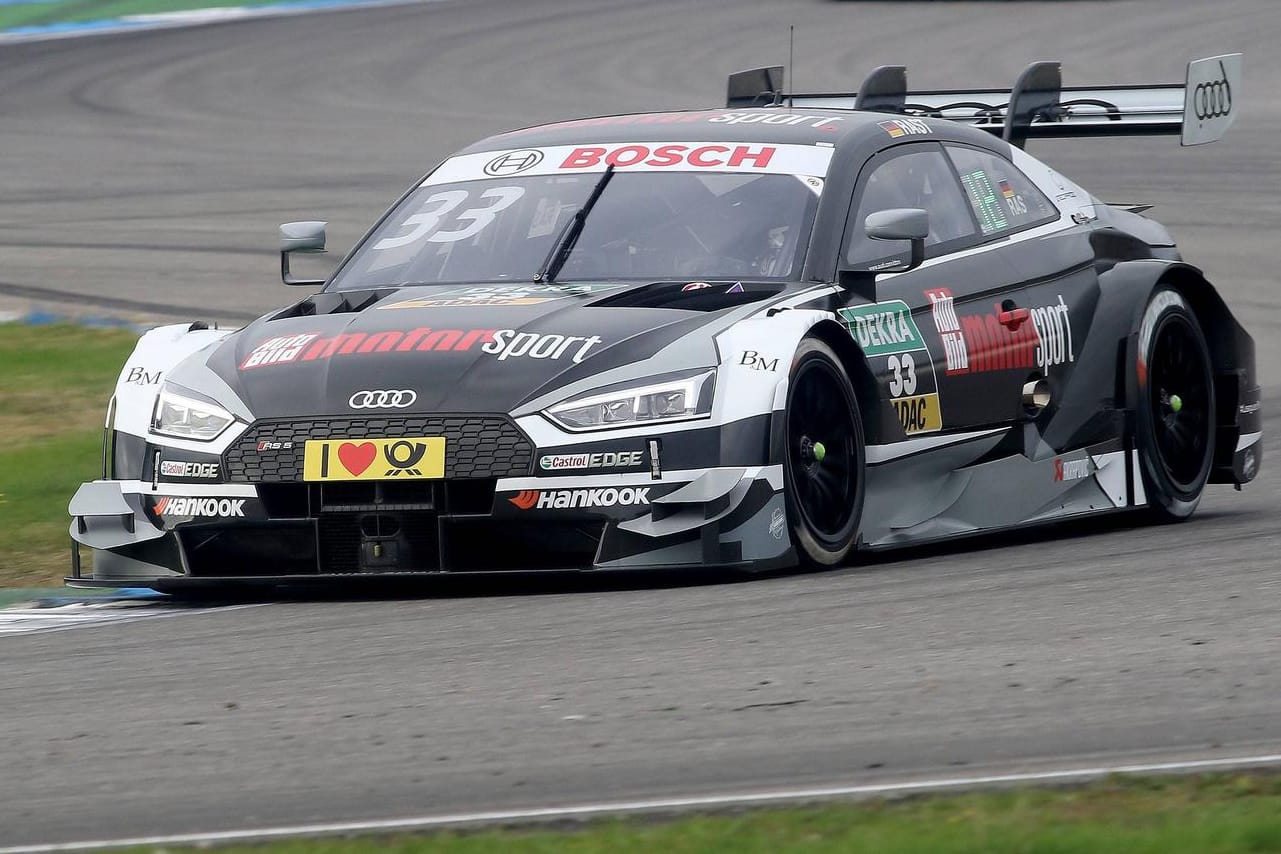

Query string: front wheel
[783,338,865,566]
[1135,288,1216,520]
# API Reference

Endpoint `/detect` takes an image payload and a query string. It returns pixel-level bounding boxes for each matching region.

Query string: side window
[945,145,1058,237]
[845,147,977,267]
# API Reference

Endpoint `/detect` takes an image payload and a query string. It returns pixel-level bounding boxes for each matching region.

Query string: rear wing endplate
[726,54,1242,148]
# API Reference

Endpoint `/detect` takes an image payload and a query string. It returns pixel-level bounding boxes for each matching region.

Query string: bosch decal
[483,149,544,176]
[153,497,245,518]
[508,487,650,510]
[561,144,777,170]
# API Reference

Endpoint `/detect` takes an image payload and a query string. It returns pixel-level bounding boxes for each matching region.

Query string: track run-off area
[1,0,1279,847]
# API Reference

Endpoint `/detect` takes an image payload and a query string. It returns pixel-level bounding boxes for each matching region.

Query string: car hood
[196,282,761,418]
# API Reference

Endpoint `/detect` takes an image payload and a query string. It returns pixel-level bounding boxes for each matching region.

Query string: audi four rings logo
[484,149,544,176]
[348,389,417,409]
[1194,61,1232,121]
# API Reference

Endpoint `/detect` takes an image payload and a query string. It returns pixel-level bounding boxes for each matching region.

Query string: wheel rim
[786,358,858,545]
[1148,314,1212,492]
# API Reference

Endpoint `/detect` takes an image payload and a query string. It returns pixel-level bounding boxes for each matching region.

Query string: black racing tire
[1135,287,1216,521]
[783,337,865,566]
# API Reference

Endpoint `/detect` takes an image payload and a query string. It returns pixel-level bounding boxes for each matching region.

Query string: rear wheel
[783,338,865,566]
[1136,288,1215,520]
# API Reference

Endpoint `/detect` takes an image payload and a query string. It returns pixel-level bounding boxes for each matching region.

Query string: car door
[840,141,1098,441]
[838,141,989,440]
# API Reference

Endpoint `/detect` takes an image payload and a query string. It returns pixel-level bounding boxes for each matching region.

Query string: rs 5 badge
[302,437,446,481]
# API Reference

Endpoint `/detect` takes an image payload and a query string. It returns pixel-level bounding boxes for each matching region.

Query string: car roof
[457,107,1005,155]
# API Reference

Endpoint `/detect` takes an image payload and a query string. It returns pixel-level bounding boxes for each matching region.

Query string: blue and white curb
[0,309,151,334]
[0,0,436,43]
[0,594,263,636]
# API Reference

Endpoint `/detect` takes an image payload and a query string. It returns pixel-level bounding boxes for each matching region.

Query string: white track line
[3,752,1280,853]
[0,603,263,636]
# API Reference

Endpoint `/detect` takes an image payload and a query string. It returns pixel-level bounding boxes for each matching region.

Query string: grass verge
[145,772,1281,854]
[0,324,138,588]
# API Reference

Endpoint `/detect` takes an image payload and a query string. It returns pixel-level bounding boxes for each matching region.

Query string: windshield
[330,170,823,289]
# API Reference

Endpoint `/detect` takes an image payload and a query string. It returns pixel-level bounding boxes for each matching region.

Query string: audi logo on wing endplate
[348,389,418,409]
[1193,60,1232,121]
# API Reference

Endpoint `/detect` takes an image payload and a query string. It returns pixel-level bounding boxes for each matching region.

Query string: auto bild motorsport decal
[302,438,446,481]
[926,288,1075,375]
[240,328,603,369]
[507,487,650,510]
[424,142,834,185]
[839,300,942,436]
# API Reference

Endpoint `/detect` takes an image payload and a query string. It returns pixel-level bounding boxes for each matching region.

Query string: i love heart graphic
[337,441,377,476]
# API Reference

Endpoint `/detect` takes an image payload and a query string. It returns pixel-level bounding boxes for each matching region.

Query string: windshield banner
[425,142,834,185]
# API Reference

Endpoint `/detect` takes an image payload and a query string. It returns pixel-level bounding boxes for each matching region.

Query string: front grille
[224,415,534,482]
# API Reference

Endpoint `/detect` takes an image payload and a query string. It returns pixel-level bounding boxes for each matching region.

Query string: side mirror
[279,221,328,286]
[864,207,928,273]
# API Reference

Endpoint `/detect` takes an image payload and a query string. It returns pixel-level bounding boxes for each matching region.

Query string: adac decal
[159,460,220,479]
[377,283,623,310]
[839,300,942,436]
[240,328,602,369]
[507,487,650,510]
[1054,456,1094,482]
[302,437,446,481]
[926,288,1075,375]
[153,496,244,518]
[539,451,645,472]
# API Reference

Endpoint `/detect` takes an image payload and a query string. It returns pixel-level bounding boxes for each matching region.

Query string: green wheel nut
[813,441,826,462]
[1170,394,1183,413]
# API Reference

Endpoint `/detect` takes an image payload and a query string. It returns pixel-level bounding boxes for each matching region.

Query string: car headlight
[544,369,715,432]
[150,385,235,441]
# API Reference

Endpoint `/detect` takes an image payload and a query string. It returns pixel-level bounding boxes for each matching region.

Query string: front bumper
[67,465,792,588]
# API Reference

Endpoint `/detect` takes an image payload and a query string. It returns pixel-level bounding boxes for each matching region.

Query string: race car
[67,54,1260,589]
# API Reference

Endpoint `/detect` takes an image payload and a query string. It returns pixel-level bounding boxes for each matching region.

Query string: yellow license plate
[302,437,445,481]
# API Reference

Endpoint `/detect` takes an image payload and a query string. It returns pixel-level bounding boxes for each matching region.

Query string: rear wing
[725,55,1242,148]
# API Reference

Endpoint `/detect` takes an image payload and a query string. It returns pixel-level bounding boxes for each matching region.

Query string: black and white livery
[68,54,1261,588]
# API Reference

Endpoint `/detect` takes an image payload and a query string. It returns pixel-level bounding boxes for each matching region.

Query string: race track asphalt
[1,0,1279,846]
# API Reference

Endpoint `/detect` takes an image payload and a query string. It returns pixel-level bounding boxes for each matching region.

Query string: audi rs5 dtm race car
[67,55,1261,589]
